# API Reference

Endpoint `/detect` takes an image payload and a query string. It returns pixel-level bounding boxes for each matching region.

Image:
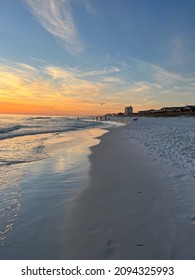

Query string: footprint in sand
[191,216,195,224]
[105,240,115,257]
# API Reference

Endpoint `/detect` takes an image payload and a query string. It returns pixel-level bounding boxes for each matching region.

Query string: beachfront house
[160,107,181,112]
[160,105,195,113]
[138,109,160,115]
[184,105,195,112]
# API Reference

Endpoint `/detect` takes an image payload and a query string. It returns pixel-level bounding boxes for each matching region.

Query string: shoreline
[60,126,195,259]
[0,127,107,260]
[1,121,195,259]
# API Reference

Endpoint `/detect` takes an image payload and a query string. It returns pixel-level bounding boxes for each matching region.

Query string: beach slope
[61,126,194,259]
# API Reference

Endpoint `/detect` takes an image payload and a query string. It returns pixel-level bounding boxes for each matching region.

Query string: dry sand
[61,126,195,259]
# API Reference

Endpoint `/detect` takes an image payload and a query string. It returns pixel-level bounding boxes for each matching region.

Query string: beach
[61,126,174,259]
[0,116,195,259]
[60,125,195,260]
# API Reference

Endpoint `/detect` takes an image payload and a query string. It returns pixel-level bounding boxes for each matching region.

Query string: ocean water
[0,114,106,252]
[0,115,106,165]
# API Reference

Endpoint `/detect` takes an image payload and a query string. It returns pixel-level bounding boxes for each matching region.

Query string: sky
[0,0,195,116]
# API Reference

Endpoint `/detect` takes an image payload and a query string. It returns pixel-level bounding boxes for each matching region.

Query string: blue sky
[0,0,195,115]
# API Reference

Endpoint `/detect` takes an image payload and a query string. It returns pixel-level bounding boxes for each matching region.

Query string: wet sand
[0,128,105,260]
[61,127,195,259]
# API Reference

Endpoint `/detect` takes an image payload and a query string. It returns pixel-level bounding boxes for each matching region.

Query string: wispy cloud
[17,63,36,71]
[159,34,195,71]
[77,66,120,78]
[101,77,122,83]
[1,58,195,115]
[106,57,195,109]
[0,60,111,115]
[136,59,182,85]
[82,0,98,15]
[45,66,75,80]
[25,0,85,54]
[44,65,120,84]
[0,60,105,100]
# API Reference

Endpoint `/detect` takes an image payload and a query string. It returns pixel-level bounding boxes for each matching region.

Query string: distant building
[138,105,195,115]
[160,105,195,112]
[183,105,195,112]
[124,106,133,116]
[117,112,124,117]
[138,109,160,115]
[160,107,181,112]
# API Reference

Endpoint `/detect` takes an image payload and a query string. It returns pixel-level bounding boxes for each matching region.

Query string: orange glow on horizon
[0,61,166,117]
[0,101,128,116]
[0,62,126,116]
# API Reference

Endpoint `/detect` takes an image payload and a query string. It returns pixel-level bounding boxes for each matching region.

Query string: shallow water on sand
[0,127,107,259]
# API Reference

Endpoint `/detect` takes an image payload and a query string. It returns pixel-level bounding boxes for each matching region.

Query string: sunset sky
[0,0,195,115]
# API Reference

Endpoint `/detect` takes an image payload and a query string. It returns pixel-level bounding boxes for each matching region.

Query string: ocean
[0,114,109,257]
[0,114,105,164]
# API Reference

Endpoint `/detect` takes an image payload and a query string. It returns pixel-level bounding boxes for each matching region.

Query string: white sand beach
[60,125,195,259]
[1,117,195,260]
